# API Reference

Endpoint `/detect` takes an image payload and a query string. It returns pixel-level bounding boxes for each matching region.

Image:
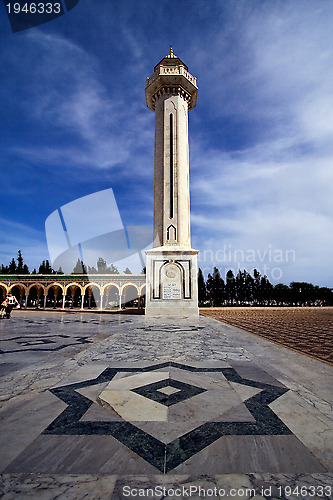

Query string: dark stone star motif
[0,334,92,354]
[44,362,291,473]
[132,378,206,406]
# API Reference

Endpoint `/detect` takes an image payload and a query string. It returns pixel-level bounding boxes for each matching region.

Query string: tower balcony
[145,49,198,111]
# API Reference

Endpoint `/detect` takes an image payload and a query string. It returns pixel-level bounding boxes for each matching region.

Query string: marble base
[1,311,333,497]
[145,246,199,317]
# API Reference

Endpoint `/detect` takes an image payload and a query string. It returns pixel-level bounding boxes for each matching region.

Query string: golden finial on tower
[166,46,177,58]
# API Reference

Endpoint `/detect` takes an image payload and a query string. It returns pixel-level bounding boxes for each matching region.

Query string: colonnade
[0,277,146,311]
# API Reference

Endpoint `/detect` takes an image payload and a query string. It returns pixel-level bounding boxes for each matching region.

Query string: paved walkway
[0,311,332,499]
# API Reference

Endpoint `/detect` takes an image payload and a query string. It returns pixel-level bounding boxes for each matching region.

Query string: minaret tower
[145,48,199,316]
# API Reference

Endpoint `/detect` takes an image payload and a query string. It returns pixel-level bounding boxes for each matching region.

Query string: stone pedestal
[145,246,199,317]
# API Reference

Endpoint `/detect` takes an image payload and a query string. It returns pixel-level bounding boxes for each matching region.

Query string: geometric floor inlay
[131,378,207,406]
[0,334,92,353]
[43,362,292,473]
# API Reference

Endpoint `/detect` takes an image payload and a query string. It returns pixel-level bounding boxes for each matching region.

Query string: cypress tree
[225,269,236,304]
[8,258,17,274]
[197,268,207,306]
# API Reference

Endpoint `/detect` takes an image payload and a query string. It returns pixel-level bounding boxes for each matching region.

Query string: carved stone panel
[163,282,181,300]
[162,263,182,300]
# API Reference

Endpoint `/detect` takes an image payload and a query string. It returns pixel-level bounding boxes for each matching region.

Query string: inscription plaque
[163,283,181,299]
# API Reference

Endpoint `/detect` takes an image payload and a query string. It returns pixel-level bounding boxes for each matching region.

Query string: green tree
[45,260,54,273]
[38,260,45,273]
[16,250,25,274]
[253,269,261,303]
[97,257,107,273]
[94,259,119,274]
[290,282,317,305]
[317,287,333,305]
[0,264,9,274]
[123,267,132,274]
[72,259,87,274]
[141,266,146,275]
[1,251,29,274]
[88,265,98,274]
[22,264,29,274]
[235,270,245,303]
[244,270,254,302]
[214,267,225,306]
[259,275,273,304]
[38,260,54,274]
[108,263,119,274]
[16,250,30,274]
[225,270,236,304]
[273,284,290,304]
[235,270,254,303]
[9,258,17,274]
[207,267,224,306]
[206,273,214,305]
[197,268,207,306]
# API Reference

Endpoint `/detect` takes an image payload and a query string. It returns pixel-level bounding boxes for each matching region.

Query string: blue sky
[0,0,332,285]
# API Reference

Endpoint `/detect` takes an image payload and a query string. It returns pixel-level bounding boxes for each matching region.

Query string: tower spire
[166,46,176,58]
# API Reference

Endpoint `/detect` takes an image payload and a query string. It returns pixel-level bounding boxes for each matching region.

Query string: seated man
[5,293,19,319]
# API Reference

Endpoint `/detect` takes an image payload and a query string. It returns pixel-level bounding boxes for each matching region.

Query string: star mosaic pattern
[0,334,92,354]
[43,362,292,473]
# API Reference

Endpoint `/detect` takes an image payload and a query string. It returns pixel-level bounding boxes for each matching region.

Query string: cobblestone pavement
[0,311,332,499]
[201,307,333,364]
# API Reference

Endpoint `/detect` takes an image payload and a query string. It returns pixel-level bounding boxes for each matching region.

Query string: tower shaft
[153,91,190,247]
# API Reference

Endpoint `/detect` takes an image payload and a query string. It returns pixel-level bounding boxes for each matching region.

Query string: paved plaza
[0,311,332,499]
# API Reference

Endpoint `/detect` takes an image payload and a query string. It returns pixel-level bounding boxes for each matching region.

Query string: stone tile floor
[0,311,332,499]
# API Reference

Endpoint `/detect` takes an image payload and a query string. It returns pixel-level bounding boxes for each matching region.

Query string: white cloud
[188,2,333,286]
[6,31,154,172]
[191,145,333,285]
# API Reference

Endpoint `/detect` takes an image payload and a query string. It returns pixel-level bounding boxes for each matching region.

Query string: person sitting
[5,293,19,319]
